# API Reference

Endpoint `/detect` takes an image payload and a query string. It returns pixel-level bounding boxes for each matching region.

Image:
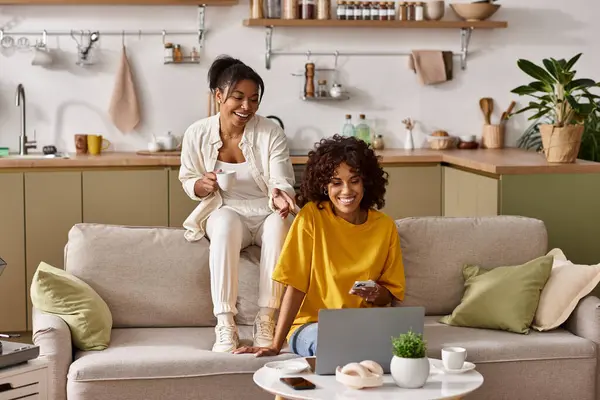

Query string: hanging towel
[108,45,140,133]
[408,50,453,85]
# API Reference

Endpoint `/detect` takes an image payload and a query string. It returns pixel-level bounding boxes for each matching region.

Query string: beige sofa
[32,216,600,400]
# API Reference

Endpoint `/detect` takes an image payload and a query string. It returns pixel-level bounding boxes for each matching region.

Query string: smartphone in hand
[352,280,376,291]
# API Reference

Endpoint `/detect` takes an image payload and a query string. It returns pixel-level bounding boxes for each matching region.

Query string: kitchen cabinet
[82,169,169,227]
[169,168,198,228]
[24,172,82,330]
[0,173,26,332]
[382,165,442,220]
[443,166,499,217]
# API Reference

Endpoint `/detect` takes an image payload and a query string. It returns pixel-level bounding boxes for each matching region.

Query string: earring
[324,189,328,196]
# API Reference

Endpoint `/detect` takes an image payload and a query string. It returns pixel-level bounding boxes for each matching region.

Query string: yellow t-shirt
[272,201,406,340]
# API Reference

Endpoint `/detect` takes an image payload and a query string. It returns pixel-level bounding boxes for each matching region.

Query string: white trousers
[205,199,292,316]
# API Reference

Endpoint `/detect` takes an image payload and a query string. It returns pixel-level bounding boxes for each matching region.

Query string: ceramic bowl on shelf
[449,2,500,21]
[425,0,445,21]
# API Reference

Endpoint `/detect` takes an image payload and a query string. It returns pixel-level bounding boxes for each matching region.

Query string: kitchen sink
[0,153,70,160]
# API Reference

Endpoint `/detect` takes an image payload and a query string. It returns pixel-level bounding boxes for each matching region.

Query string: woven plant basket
[539,124,584,163]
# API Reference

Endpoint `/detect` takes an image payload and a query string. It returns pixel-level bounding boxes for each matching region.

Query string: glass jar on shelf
[173,44,183,63]
[379,2,388,20]
[330,83,343,98]
[397,1,407,20]
[361,2,370,20]
[317,0,330,19]
[164,42,173,62]
[317,79,328,97]
[337,0,346,19]
[414,1,424,20]
[387,2,395,19]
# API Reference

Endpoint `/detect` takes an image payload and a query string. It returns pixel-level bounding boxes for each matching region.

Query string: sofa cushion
[439,255,553,334]
[396,216,547,315]
[424,316,596,362]
[68,327,298,382]
[30,261,112,351]
[65,224,261,328]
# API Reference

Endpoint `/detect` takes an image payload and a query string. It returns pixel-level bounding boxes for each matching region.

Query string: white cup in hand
[216,171,236,191]
[441,347,467,370]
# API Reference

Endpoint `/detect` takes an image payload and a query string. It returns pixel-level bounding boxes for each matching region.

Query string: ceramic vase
[390,356,430,389]
[404,129,414,150]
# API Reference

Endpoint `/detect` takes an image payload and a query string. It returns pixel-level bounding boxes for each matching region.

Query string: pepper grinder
[304,62,315,98]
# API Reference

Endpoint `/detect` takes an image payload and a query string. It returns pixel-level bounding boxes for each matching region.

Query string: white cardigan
[179,113,296,241]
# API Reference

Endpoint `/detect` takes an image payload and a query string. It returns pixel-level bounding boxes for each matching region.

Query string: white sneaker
[212,323,239,353]
[253,314,275,348]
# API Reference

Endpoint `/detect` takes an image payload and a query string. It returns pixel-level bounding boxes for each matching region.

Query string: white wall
[0,0,598,153]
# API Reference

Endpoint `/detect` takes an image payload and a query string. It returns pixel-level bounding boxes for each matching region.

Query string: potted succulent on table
[390,330,430,389]
[510,53,600,163]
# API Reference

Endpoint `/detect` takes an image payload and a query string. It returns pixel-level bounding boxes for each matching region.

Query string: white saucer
[264,359,309,375]
[430,358,476,374]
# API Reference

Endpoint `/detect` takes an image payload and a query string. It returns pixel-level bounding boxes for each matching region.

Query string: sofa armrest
[32,307,73,400]
[565,295,600,344]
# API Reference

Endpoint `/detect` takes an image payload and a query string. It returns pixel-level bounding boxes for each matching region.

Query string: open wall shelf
[242,18,508,70]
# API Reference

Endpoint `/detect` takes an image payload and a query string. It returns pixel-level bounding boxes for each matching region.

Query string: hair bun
[208,54,245,91]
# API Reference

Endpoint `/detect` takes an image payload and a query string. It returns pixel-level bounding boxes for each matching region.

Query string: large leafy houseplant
[510,53,600,163]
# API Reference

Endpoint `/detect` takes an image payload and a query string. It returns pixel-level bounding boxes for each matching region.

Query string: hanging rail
[0,5,206,46]
[263,26,473,70]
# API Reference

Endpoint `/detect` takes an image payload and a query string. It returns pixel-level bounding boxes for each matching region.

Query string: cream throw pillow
[30,261,112,350]
[533,248,600,331]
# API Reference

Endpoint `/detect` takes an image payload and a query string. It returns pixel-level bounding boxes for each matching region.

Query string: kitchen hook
[162,30,166,45]
[306,50,311,62]
[333,50,339,69]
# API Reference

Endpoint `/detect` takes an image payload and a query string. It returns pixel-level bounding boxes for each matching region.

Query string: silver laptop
[315,306,425,375]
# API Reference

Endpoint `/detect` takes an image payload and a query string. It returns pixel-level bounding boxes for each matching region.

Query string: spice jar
[372,134,385,150]
[283,0,298,18]
[414,1,424,20]
[397,1,407,20]
[330,83,343,97]
[250,0,264,18]
[298,0,316,19]
[353,1,361,19]
[379,2,388,20]
[164,42,173,62]
[190,47,199,61]
[387,2,395,19]
[337,0,346,19]
[406,2,415,20]
[361,2,370,20]
[317,79,328,97]
[317,0,330,19]
[173,44,183,63]
[345,1,354,19]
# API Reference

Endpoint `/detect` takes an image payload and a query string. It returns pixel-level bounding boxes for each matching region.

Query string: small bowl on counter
[427,135,457,150]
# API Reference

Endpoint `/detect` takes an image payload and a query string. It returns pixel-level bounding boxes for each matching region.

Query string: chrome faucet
[15,84,37,155]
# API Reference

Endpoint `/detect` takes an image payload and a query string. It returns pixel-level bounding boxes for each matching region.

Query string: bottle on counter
[372,134,385,150]
[342,114,355,137]
[355,114,371,144]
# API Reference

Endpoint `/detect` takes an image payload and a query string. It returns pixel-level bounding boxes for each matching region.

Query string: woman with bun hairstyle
[179,55,296,353]
[234,135,406,358]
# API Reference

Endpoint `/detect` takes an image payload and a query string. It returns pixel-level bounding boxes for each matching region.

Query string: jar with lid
[317,0,330,19]
[369,2,379,20]
[164,42,173,62]
[406,2,415,20]
[298,0,316,19]
[251,0,264,18]
[414,1,424,20]
[282,0,298,18]
[317,79,328,97]
[353,1,361,19]
[372,134,385,150]
[345,1,354,19]
[361,2,370,20]
[378,2,388,20]
[173,44,183,63]
[337,0,346,19]
[397,1,407,20]
[330,83,343,98]
[387,2,395,19]
[264,0,282,18]
[190,47,200,61]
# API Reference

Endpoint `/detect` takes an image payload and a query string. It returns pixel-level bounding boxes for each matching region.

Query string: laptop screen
[0,257,5,277]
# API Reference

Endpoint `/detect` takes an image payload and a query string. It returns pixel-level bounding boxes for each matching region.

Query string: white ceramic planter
[390,356,430,389]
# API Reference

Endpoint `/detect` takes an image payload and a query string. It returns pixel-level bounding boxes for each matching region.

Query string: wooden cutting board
[136,150,181,156]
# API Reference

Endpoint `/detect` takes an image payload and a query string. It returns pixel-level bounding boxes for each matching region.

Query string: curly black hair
[296,135,389,210]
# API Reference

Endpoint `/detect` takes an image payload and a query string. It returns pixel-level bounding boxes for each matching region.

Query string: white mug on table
[442,347,467,370]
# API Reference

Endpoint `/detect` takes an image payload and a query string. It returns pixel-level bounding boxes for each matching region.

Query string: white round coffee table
[253,359,483,400]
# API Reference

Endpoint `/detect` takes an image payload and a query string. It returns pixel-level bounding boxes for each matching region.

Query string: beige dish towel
[109,45,140,133]
[408,50,452,86]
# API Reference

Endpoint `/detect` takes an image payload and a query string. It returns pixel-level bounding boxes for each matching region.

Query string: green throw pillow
[30,262,112,350]
[439,255,553,334]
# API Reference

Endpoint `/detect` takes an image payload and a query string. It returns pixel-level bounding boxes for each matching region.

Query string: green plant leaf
[517,59,557,85]
[566,79,597,92]
[512,105,539,115]
[391,330,427,359]
[543,59,560,81]
[565,53,582,71]
[511,85,539,96]
[528,81,552,93]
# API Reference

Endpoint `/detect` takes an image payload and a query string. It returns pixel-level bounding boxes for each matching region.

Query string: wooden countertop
[1,148,600,175]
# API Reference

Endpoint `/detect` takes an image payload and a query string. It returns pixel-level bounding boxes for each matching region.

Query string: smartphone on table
[280,377,316,390]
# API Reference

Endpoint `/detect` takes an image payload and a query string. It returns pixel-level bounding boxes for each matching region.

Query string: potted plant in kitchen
[510,53,600,163]
[390,330,429,389]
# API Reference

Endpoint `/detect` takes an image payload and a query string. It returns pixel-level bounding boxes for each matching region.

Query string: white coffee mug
[216,170,236,191]
[441,347,467,370]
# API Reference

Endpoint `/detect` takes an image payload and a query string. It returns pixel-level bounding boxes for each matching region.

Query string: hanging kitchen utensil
[479,97,493,125]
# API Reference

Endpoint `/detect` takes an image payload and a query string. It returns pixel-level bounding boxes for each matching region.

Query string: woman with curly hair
[234,135,406,357]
